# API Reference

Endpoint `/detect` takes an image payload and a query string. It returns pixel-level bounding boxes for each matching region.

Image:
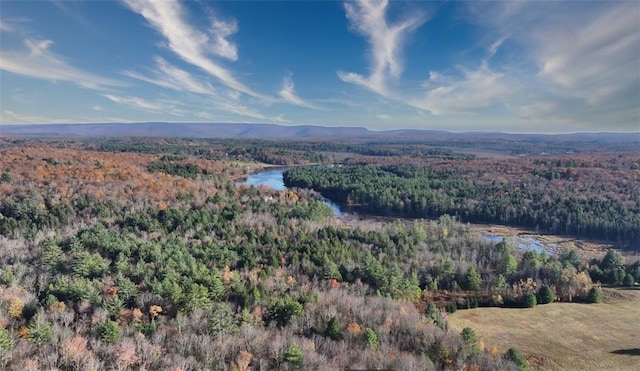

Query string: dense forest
[284,155,640,247]
[0,138,637,370]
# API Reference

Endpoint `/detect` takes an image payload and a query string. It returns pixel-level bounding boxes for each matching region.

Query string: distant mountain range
[1,122,639,143]
[0,123,373,139]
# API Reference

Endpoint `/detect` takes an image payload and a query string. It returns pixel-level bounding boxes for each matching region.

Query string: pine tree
[283,344,304,369]
[537,285,555,304]
[466,266,481,291]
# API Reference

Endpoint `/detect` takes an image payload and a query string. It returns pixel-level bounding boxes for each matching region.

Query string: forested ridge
[0,138,637,370]
[284,155,640,247]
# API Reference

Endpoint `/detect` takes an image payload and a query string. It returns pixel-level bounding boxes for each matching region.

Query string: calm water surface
[245,167,557,254]
[244,167,343,216]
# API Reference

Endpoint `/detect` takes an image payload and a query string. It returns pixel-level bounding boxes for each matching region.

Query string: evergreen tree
[587,287,602,303]
[98,320,121,343]
[623,273,635,287]
[537,285,555,304]
[522,292,537,308]
[461,327,480,355]
[324,316,343,341]
[284,344,304,369]
[27,314,53,347]
[265,297,303,327]
[362,328,379,349]
[465,266,481,291]
[505,348,532,371]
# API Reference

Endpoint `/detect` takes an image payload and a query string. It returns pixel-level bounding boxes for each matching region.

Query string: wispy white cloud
[124,56,217,96]
[338,1,513,116]
[465,1,640,127]
[534,3,639,105]
[337,0,426,96]
[315,98,362,108]
[0,38,122,90]
[103,94,184,116]
[412,63,513,115]
[51,0,93,28]
[279,74,323,110]
[0,21,13,33]
[121,0,264,99]
[487,35,510,61]
[0,110,76,124]
[216,101,289,123]
[193,111,218,120]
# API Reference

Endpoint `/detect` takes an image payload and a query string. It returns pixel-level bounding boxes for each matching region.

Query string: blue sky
[1,0,638,133]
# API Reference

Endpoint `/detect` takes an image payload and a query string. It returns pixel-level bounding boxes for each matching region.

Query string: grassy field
[448,288,640,370]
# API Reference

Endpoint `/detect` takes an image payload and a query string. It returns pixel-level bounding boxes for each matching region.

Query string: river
[244,167,568,256]
[244,167,344,216]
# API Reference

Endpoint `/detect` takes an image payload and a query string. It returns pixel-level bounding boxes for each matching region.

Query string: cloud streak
[0,38,122,90]
[338,0,425,96]
[340,1,512,116]
[279,75,322,110]
[0,21,13,33]
[121,0,264,99]
[534,3,640,105]
[124,56,217,96]
[465,1,639,128]
[1,110,75,124]
[412,64,513,115]
[103,94,184,116]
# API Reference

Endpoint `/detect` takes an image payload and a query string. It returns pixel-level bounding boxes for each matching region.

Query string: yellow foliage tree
[8,297,24,319]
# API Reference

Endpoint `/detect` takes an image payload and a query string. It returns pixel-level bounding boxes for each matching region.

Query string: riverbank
[243,166,628,260]
[468,224,620,260]
[338,213,618,259]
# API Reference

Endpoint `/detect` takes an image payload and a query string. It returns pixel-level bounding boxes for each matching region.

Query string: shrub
[465,296,478,309]
[521,292,537,308]
[505,348,532,371]
[0,171,11,183]
[461,327,478,347]
[623,273,635,287]
[587,287,602,303]
[537,285,555,304]
[446,302,457,313]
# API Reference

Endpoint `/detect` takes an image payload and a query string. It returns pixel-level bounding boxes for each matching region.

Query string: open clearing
[448,288,640,371]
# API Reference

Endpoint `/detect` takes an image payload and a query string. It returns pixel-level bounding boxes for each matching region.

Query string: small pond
[483,234,558,255]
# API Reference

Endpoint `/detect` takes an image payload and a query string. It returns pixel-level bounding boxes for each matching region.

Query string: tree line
[284,162,640,246]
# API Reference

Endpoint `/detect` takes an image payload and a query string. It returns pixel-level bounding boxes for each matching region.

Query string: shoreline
[244,166,628,260]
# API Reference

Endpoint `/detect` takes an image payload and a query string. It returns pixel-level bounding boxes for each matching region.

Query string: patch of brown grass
[448,288,640,371]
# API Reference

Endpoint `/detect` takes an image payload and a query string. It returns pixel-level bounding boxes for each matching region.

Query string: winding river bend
[244,167,578,256]
[244,167,344,216]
